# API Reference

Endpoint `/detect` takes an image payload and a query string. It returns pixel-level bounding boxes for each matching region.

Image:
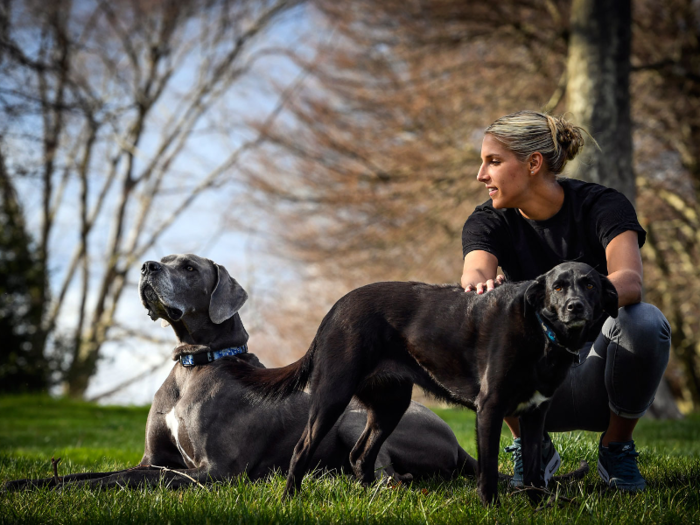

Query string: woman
[461,110,671,492]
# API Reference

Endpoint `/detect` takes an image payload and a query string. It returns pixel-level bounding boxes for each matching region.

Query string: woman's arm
[605,230,643,307]
[461,250,504,293]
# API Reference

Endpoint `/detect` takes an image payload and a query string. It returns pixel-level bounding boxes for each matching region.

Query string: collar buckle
[179,354,196,367]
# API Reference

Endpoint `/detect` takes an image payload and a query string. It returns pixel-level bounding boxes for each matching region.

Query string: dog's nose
[141,261,161,275]
[566,300,584,314]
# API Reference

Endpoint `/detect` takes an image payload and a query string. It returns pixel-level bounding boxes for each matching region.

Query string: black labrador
[4,254,476,492]
[231,261,618,505]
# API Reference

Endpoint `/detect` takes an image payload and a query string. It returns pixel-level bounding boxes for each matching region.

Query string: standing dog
[231,262,617,505]
[4,254,476,491]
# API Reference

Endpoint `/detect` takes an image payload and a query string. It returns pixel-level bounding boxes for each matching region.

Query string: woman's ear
[528,152,544,175]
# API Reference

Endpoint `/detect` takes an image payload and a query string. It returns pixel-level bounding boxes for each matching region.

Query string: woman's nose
[476,164,487,182]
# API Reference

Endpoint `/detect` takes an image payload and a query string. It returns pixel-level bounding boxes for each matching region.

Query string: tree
[566,0,634,199]
[0,0,304,397]
[0,146,49,392]
[246,0,569,285]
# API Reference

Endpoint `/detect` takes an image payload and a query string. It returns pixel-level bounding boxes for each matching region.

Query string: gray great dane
[5,254,476,491]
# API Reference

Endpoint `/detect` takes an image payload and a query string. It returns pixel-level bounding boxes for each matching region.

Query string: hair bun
[552,116,584,161]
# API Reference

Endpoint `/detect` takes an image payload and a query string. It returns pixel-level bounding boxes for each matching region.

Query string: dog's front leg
[519,404,548,503]
[476,405,505,507]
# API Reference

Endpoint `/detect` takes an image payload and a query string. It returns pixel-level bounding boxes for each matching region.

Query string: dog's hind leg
[350,381,413,486]
[5,467,214,491]
[4,468,141,491]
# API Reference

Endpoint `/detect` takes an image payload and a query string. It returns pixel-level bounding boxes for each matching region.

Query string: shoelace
[504,443,523,475]
[607,446,641,477]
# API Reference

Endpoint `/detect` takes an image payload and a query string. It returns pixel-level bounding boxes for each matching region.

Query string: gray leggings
[544,302,671,432]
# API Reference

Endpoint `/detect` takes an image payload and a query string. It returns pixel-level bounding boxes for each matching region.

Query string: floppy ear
[524,275,546,318]
[209,263,248,324]
[600,275,619,319]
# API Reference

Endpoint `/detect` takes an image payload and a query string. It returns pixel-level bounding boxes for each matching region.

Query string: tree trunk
[567,0,682,419]
[566,0,635,201]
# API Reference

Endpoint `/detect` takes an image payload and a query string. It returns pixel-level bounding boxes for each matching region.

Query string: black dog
[4,254,477,492]
[231,262,618,505]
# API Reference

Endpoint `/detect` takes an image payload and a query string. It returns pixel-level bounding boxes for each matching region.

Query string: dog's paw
[477,487,500,507]
[385,472,413,488]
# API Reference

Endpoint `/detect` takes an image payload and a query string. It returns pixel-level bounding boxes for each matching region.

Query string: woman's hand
[464,274,505,294]
[461,250,503,294]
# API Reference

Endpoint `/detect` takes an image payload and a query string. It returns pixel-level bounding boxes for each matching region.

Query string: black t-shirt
[461,178,646,282]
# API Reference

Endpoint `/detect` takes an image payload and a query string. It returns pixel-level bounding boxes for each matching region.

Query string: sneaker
[597,434,646,492]
[505,433,561,488]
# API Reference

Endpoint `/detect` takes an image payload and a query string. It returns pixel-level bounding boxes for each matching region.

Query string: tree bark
[567,0,683,418]
[566,0,635,201]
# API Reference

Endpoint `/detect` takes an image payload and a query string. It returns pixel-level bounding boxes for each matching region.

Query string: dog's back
[229,280,531,406]
[308,280,531,403]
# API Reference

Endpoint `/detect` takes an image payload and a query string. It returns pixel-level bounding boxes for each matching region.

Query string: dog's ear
[524,275,546,318]
[600,275,619,319]
[209,263,248,324]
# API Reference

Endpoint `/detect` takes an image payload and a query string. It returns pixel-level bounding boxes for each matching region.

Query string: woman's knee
[602,302,671,358]
[601,303,671,418]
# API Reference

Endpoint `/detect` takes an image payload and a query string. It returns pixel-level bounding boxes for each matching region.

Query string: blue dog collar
[179,344,248,367]
[535,312,579,361]
[536,312,559,345]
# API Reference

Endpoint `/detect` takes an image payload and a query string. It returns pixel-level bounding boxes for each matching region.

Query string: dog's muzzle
[139,281,184,321]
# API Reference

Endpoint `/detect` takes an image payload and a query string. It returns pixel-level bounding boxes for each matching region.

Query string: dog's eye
[554,286,562,292]
[586,284,594,290]
[186,266,195,272]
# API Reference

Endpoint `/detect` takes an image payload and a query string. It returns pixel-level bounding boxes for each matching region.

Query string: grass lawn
[1,395,699,524]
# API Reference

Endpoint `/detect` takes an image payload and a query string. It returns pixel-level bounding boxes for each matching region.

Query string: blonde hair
[485,111,588,174]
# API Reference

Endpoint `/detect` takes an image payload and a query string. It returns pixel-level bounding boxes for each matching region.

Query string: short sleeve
[461,203,510,262]
[590,188,646,249]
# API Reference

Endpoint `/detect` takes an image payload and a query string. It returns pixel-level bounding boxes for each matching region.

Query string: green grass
[1,395,699,524]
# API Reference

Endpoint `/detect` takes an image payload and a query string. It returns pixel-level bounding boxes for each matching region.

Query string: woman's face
[477,134,531,209]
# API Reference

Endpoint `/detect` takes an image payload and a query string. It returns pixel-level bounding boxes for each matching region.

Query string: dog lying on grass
[229,261,616,505]
[4,254,476,492]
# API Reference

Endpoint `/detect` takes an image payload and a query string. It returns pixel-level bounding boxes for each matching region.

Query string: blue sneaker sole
[597,459,646,492]
[544,450,561,487]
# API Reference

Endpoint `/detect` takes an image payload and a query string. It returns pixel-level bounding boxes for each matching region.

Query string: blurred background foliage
[0,0,699,414]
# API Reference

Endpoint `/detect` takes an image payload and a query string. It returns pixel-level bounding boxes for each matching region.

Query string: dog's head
[139,254,248,327]
[524,262,618,349]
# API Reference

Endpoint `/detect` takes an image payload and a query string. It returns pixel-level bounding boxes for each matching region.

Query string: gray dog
[4,254,476,491]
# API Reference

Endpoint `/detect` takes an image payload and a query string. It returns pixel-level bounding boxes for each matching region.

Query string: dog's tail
[226,340,317,402]
[455,446,478,478]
